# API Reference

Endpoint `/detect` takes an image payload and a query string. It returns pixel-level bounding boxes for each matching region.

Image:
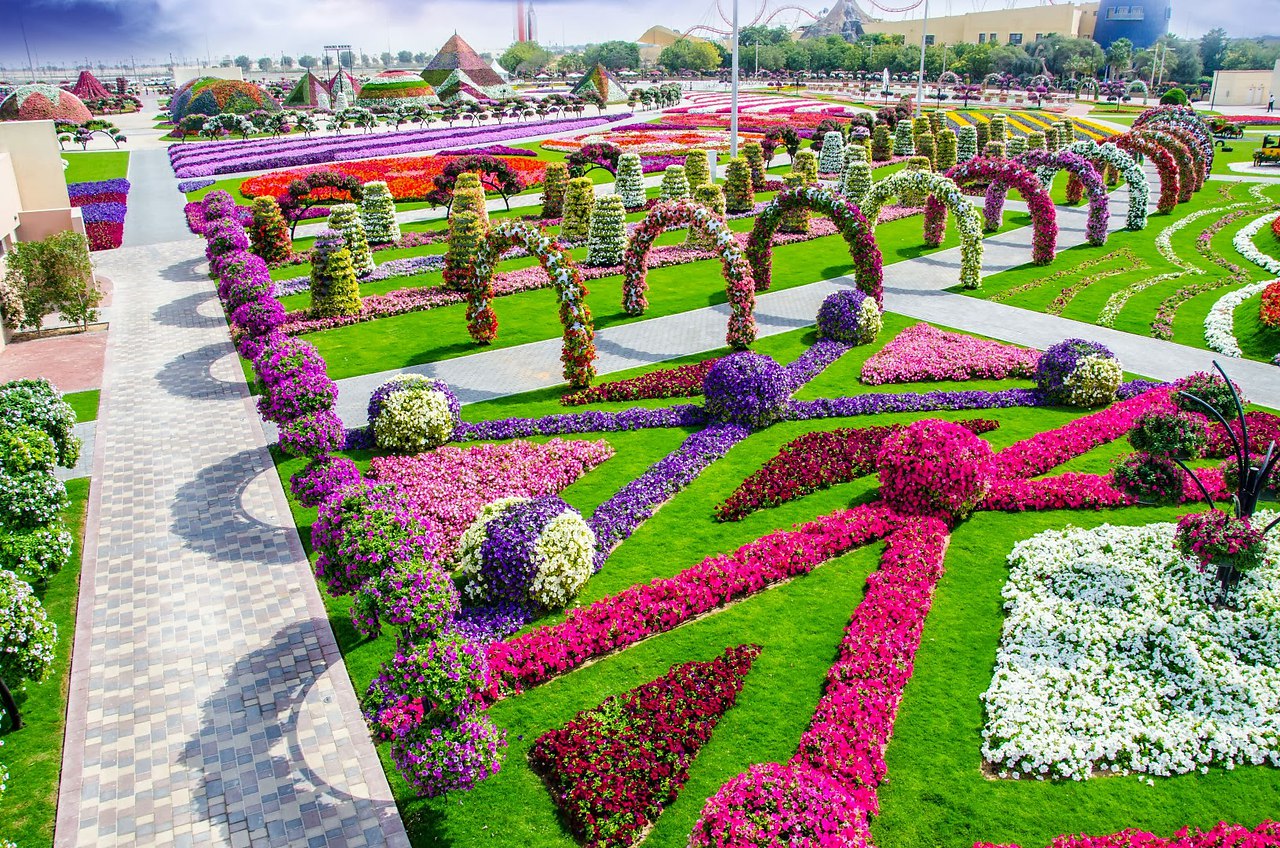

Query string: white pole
[730,0,740,158]
[915,0,929,118]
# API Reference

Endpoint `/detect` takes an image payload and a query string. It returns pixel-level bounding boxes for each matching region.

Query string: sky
[0,0,1271,70]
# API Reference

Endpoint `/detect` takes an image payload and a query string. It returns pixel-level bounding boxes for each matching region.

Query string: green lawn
[61,151,129,184]
[0,477,90,848]
[63,390,100,424]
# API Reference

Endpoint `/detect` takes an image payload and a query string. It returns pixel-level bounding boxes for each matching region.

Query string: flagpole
[730,0,740,158]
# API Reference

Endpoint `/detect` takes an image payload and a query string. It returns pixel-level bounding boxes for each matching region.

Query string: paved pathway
[124,148,201,246]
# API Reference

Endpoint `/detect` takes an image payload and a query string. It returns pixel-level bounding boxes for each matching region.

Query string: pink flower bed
[980,467,1228,512]
[860,323,1041,385]
[979,820,1280,848]
[369,439,614,555]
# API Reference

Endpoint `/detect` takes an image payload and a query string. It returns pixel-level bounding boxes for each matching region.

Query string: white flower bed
[981,516,1280,781]
[1205,279,1276,357]
[1233,211,1280,276]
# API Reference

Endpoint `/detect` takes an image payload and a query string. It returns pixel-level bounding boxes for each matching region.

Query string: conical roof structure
[328,70,361,101]
[69,70,112,100]
[421,34,506,89]
[283,70,331,110]
[571,64,629,104]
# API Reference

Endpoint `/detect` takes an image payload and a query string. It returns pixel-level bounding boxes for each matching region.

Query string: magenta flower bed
[980,821,1280,848]
[561,358,721,406]
[859,323,1041,385]
[68,178,131,251]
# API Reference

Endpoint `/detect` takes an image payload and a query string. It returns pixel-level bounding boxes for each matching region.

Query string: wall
[1209,60,1280,108]
[173,65,245,88]
[0,122,70,212]
[0,150,20,249]
[862,2,1099,48]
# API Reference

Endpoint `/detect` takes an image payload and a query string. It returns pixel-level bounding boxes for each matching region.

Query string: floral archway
[937,157,1058,265]
[1110,131,1184,211]
[1126,79,1150,103]
[471,220,597,388]
[746,185,885,304]
[1139,122,1210,187]
[861,169,985,289]
[1135,127,1201,200]
[1068,140,1150,230]
[1134,105,1215,174]
[1016,149,1110,245]
[622,199,756,349]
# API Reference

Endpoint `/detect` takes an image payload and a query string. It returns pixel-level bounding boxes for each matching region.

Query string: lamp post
[730,0,740,158]
[915,0,929,117]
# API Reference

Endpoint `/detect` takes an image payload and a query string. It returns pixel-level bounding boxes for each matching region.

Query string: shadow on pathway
[170,447,297,563]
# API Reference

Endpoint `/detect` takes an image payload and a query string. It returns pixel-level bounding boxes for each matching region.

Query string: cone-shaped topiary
[916,132,936,169]
[817,131,844,174]
[541,161,569,218]
[778,173,809,234]
[310,230,363,318]
[584,193,627,266]
[614,153,646,210]
[1057,120,1076,146]
[892,121,915,157]
[1044,125,1061,152]
[975,120,990,151]
[561,177,596,242]
[791,150,818,183]
[841,157,873,206]
[957,126,978,161]
[326,203,374,277]
[444,208,486,291]
[451,172,490,224]
[872,123,893,161]
[936,127,958,171]
[360,181,400,245]
[660,164,690,200]
[1006,135,1027,155]
[249,196,292,265]
[984,140,1006,159]
[743,142,767,190]
[927,110,943,135]
[1025,131,1046,152]
[687,183,726,250]
[724,156,754,213]
[911,116,930,146]
[988,115,1007,142]
[684,149,710,189]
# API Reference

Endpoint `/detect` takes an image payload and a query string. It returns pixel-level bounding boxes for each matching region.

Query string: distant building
[1092,0,1172,49]
[859,2,1100,49]
[1209,58,1280,107]
[636,26,712,66]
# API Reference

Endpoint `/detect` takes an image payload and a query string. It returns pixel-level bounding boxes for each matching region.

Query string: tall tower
[526,1,537,44]
[515,0,528,42]
[1093,0,1173,49]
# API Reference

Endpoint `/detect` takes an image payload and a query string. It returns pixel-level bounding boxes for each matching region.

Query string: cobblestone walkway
[55,240,407,848]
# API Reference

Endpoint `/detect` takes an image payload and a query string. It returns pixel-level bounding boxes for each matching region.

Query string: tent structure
[328,70,361,102]
[571,64,629,104]
[68,70,112,100]
[422,34,509,91]
[283,71,332,110]
[490,60,512,82]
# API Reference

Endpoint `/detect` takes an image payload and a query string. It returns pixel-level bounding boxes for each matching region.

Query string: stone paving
[54,238,407,848]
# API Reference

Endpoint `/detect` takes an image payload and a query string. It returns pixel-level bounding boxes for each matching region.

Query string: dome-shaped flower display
[169,77,280,122]
[0,83,92,123]
[356,70,439,108]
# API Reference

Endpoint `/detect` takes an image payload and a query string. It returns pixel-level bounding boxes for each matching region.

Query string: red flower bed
[561,358,720,406]
[1270,213,1280,243]
[239,154,546,202]
[85,222,123,251]
[529,644,760,848]
[1263,280,1280,328]
[714,419,999,522]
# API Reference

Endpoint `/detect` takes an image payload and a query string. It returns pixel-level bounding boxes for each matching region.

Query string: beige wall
[864,2,1099,48]
[173,65,244,87]
[17,207,85,243]
[0,151,20,249]
[1209,60,1280,107]
[0,122,70,212]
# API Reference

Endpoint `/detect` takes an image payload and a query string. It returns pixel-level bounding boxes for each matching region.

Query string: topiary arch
[1110,132,1181,213]
[622,199,756,349]
[1134,105,1215,173]
[471,220,597,388]
[1016,149,1110,245]
[1067,140,1149,230]
[746,185,885,304]
[1137,126,1205,196]
[938,157,1057,265]
[861,169,986,289]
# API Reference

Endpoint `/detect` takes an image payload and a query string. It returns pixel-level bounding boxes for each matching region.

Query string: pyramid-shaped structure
[435,68,512,103]
[69,70,112,101]
[327,70,361,102]
[571,64,629,104]
[421,34,507,89]
[283,71,331,110]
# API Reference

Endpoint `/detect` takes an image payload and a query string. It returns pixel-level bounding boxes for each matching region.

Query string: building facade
[861,2,1100,50]
[1092,0,1172,49]
[1209,59,1280,108]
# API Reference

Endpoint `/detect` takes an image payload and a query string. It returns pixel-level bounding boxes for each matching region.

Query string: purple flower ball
[1035,338,1117,402]
[816,289,876,344]
[702,352,791,430]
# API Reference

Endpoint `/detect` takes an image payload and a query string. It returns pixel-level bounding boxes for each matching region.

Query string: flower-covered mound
[981,516,1280,781]
[860,322,1041,385]
[169,77,280,122]
[0,83,92,123]
[239,154,546,203]
[529,644,760,848]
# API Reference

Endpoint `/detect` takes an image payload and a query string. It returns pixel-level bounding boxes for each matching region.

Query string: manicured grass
[0,477,90,847]
[63,390,100,424]
[61,151,130,183]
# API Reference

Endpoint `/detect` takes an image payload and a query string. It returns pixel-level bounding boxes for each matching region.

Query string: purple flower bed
[783,388,1047,420]
[641,155,688,173]
[782,339,851,392]
[451,602,535,644]
[588,423,749,570]
[363,254,447,283]
[169,115,631,178]
[453,405,706,442]
[78,201,127,224]
[441,145,538,158]
[177,177,217,194]
[66,178,130,198]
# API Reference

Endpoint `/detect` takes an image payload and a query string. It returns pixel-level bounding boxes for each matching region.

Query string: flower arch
[1108,133,1180,214]
[1135,127,1201,200]
[471,220,597,388]
[1139,121,1211,186]
[862,170,985,289]
[1126,79,1150,102]
[936,158,1057,265]
[1068,140,1149,230]
[1016,149,1110,245]
[1134,106,1215,174]
[622,199,756,349]
[1077,77,1101,99]
[746,185,885,304]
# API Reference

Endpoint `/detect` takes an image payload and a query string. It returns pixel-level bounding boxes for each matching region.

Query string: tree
[257,56,273,71]
[339,50,355,68]
[234,55,252,72]
[281,55,294,69]
[360,52,371,67]
[1106,38,1133,77]
[557,52,586,74]
[1200,28,1227,75]
[500,41,552,75]
[298,54,318,69]
[582,40,641,71]
[3,231,100,333]
[397,49,414,65]
[413,51,429,64]
[279,171,365,237]
[427,155,527,211]
[659,39,720,73]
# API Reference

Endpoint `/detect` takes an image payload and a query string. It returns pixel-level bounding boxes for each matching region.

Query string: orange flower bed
[1261,279,1280,329]
[239,155,547,202]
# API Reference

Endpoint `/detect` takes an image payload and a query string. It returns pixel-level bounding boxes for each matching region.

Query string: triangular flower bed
[860,322,1041,385]
[529,644,760,848]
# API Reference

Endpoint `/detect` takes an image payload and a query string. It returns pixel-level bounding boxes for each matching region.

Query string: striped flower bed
[68,178,130,251]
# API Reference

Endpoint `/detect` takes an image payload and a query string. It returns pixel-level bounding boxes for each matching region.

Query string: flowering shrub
[815,289,881,345]
[746,185,884,302]
[289,456,362,508]
[614,153,646,209]
[701,353,790,430]
[1035,339,1122,408]
[1068,140,1149,230]
[252,335,337,424]
[940,158,1057,264]
[1172,370,1245,420]
[1175,510,1267,572]
[1128,410,1206,458]
[530,644,760,848]
[389,714,506,797]
[863,169,984,288]
[561,358,719,405]
[326,203,374,277]
[0,569,57,685]
[311,482,439,596]
[308,231,362,319]
[724,156,754,214]
[349,558,459,642]
[659,164,690,200]
[877,419,994,521]
[560,177,594,242]
[247,196,291,265]
[1111,452,1185,503]
[455,495,595,610]
[623,200,756,349]
[981,519,1280,780]
[369,375,460,453]
[0,379,80,469]
[360,180,400,245]
[860,322,1040,385]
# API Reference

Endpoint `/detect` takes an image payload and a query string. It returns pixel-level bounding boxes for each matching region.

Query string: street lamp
[730,0,740,158]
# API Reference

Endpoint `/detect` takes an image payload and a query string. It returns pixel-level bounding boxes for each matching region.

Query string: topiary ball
[1173,371,1246,421]
[702,352,791,430]
[1035,339,1122,408]
[455,495,596,610]
[877,419,994,521]
[369,375,460,453]
[816,289,882,346]
[1112,452,1185,504]
[289,456,362,508]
